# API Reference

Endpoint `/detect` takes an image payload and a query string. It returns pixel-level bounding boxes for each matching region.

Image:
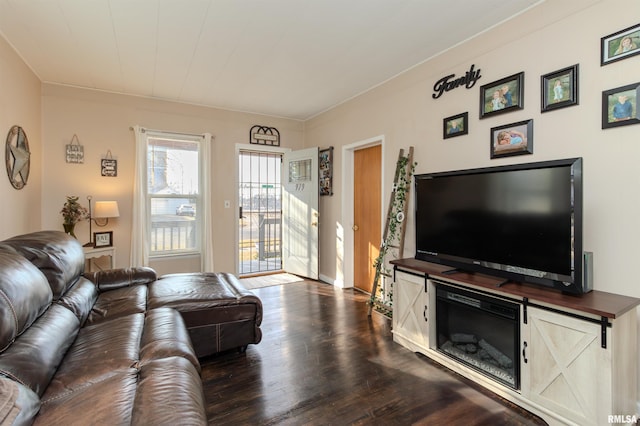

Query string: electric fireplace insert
[435,282,520,389]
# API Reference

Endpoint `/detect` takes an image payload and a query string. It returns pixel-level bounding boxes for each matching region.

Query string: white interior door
[282,147,319,279]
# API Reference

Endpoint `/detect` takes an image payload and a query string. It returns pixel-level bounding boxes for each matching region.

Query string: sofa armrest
[85,267,157,292]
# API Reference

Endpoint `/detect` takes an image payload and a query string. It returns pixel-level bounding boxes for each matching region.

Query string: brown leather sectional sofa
[0,230,262,425]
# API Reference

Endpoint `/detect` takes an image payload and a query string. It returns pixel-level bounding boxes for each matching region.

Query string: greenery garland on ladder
[369,152,416,318]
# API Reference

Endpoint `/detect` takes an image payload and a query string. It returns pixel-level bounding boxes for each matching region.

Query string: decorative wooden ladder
[368,146,415,317]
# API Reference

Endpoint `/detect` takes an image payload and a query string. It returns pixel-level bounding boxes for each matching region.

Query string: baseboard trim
[319,274,336,286]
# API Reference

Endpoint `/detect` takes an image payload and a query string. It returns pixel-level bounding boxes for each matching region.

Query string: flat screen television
[414,158,589,294]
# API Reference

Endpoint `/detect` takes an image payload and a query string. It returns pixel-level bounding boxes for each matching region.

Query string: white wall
[40,84,304,273]
[0,34,41,237]
[307,0,640,299]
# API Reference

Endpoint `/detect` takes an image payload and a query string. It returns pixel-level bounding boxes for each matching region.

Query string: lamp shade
[93,201,120,218]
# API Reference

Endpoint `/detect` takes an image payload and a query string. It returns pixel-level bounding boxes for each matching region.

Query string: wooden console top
[390,258,640,319]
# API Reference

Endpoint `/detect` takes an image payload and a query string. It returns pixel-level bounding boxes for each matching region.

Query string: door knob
[352,225,359,231]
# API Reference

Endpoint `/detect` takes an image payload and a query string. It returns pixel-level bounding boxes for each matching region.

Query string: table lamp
[84,196,120,247]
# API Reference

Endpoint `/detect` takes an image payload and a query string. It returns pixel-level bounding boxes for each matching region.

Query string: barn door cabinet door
[392,271,429,354]
[521,306,637,426]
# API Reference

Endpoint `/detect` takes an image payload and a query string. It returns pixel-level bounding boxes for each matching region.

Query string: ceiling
[0,0,541,121]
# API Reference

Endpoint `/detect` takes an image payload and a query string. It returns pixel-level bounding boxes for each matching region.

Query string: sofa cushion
[45,313,144,397]
[37,369,138,426]
[0,376,40,426]
[56,277,98,326]
[131,357,207,425]
[139,308,200,372]
[0,305,79,396]
[85,266,157,292]
[0,248,52,352]
[85,285,147,326]
[2,231,84,301]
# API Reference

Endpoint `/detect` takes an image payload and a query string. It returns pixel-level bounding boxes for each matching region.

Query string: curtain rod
[129,126,207,138]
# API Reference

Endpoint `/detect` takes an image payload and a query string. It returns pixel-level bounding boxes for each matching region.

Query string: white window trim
[132,126,214,271]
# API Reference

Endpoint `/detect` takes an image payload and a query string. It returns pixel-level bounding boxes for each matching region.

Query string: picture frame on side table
[94,231,113,248]
[602,82,640,129]
[541,64,579,112]
[490,119,533,159]
[443,112,468,139]
[601,23,640,66]
[479,72,524,119]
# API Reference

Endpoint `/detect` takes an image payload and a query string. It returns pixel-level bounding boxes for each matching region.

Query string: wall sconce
[84,196,120,247]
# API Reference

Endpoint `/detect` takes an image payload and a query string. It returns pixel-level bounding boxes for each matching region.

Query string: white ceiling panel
[109,1,158,95]
[153,1,211,100]
[0,0,542,120]
[58,1,122,90]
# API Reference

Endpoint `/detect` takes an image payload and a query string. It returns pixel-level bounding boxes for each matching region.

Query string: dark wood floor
[200,280,547,425]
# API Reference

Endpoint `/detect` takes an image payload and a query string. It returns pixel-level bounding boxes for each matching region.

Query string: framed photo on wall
[541,64,579,112]
[479,72,524,119]
[443,112,468,139]
[601,23,640,66]
[94,231,113,248]
[490,119,533,159]
[319,147,333,196]
[602,82,640,129]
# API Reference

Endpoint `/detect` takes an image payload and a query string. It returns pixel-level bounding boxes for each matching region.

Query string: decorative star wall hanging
[5,125,30,189]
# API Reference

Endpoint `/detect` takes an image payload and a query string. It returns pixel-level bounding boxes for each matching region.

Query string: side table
[83,246,116,272]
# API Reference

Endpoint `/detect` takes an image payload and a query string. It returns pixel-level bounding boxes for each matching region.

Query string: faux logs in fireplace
[435,282,520,389]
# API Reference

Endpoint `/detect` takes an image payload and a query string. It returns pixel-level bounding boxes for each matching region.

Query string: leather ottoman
[148,272,263,358]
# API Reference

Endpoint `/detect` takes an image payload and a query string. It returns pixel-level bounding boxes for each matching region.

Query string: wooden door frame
[340,135,385,289]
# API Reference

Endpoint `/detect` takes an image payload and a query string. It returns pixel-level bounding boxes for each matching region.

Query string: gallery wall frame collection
[436,22,638,158]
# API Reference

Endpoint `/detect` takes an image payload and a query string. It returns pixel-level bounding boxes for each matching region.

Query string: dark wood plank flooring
[200,280,547,425]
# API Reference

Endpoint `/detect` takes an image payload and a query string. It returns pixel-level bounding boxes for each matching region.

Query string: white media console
[390,258,640,426]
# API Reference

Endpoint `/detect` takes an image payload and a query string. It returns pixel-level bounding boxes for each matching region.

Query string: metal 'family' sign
[432,64,482,99]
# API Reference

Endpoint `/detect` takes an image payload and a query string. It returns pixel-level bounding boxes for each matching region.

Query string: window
[147,136,201,256]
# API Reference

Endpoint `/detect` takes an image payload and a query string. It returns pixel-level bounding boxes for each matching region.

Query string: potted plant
[60,195,88,238]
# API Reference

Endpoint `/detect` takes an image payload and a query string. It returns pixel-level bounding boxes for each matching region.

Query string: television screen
[414,158,585,294]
